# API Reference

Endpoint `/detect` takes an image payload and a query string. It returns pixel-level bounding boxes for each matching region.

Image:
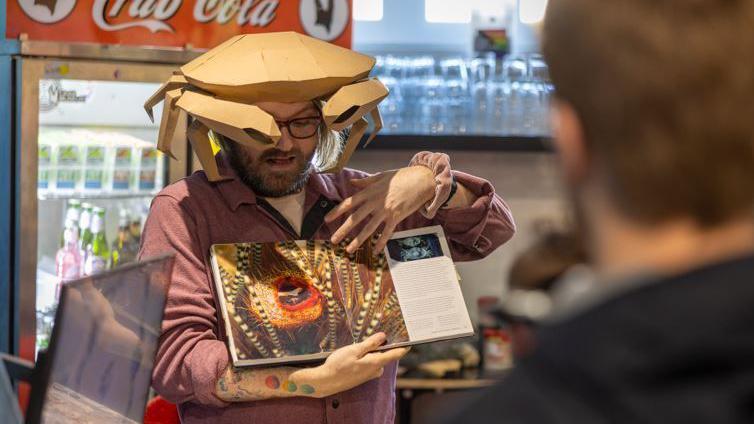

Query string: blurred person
[446,0,754,422]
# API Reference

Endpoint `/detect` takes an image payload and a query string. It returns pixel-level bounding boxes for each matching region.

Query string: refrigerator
[10,41,198,370]
[1,38,18,357]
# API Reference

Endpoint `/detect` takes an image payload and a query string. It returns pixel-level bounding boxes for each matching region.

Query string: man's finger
[354,332,387,357]
[325,190,370,223]
[347,214,385,254]
[331,205,375,244]
[372,221,397,255]
[349,174,381,188]
[362,347,409,365]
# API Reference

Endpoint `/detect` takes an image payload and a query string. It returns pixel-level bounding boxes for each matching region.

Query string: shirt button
[320,200,329,208]
[331,399,340,409]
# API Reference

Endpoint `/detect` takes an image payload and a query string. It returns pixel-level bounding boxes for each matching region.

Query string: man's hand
[216,333,408,402]
[326,166,435,254]
[300,332,409,398]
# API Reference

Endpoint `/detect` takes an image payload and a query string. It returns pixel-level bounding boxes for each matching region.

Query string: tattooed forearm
[215,366,319,402]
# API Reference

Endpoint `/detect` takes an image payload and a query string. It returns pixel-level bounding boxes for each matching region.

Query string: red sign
[7,0,352,49]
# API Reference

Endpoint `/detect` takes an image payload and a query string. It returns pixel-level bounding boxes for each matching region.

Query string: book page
[386,226,474,342]
[210,238,411,367]
[211,241,355,366]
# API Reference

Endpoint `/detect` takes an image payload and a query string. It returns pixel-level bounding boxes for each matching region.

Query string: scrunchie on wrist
[408,151,455,219]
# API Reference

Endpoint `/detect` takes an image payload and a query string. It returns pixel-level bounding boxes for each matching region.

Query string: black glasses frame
[275,115,323,139]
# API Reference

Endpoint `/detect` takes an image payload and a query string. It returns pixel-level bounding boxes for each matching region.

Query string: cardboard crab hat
[145,31,388,181]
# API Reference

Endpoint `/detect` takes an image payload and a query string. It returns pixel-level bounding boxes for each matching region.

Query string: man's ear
[551,99,589,185]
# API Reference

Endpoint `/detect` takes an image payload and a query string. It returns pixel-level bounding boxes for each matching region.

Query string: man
[139,70,515,422]
[447,0,754,422]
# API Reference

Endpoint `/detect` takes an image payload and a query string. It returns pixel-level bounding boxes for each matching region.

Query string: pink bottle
[55,219,82,302]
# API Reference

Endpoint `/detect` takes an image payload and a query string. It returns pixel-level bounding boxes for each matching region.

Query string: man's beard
[223,140,314,198]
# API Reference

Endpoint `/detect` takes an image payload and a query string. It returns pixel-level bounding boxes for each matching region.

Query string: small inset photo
[387,234,444,262]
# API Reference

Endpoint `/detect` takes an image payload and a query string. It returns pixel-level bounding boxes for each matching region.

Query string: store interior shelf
[38,192,158,201]
[358,135,553,152]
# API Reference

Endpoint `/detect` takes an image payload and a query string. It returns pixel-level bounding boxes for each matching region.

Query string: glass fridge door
[16,58,191,362]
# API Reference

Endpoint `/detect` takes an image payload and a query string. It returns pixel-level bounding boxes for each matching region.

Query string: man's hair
[543,0,754,226]
[311,101,345,172]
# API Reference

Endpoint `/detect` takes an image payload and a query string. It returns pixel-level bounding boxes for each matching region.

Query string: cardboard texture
[145,31,388,181]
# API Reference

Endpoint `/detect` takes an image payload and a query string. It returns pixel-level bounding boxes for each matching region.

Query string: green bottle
[110,210,134,268]
[84,207,109,275]
[78,203,94,252]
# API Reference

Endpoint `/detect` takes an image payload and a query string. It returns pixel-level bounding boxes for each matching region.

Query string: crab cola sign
[7,0,353,49]
[91,0,278,32]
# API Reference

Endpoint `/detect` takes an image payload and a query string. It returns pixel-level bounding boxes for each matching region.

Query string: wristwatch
[440,175,458,209]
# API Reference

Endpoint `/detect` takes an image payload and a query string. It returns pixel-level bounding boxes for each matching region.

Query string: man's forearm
[215,365,321,402]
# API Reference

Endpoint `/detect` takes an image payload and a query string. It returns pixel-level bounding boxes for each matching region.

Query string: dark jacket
[447,254,754,424]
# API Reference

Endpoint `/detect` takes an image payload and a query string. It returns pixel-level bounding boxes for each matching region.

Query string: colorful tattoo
[223,369,317,400]
[265,375,280,389]
[283,380,298,392]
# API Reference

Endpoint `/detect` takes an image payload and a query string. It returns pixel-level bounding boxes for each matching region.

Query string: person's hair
[214,100,344,172]
[311,101,345,172]
[543,0,754,226]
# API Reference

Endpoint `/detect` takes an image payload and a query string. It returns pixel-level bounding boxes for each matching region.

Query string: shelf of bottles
[37,197,155,352]
[371,53,553,139]
[34,79,166,353]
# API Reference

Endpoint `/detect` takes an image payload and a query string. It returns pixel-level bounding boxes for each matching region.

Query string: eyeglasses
[275,116,323,139]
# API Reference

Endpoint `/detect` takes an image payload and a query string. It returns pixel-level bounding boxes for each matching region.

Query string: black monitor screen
[39,255,173,424]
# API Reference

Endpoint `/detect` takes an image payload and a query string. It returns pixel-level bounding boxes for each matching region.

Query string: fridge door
[16,58,191,364]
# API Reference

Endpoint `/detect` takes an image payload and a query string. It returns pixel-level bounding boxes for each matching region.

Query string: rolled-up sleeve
[430,171,515,261]
[138,195,230,407]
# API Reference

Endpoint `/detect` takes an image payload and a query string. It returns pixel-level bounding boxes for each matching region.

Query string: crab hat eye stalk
[322,78,389,173]
[144,73,189,160]
[145,31,389,180]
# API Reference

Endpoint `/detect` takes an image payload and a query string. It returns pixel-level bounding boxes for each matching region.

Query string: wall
[352,0,541,55]
[347,150,568,322]
[353,0,471,54]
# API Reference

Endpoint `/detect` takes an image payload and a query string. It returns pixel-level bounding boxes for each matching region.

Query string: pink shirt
[138,160,515,424]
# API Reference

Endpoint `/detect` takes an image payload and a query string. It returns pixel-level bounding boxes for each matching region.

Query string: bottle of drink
[129,209,143,248]
[78,203,94,269]
[59,199,81,248]
[110,209,135,268]
[55,217,82,301]
[476,296,513,373]
[84,207,109,275]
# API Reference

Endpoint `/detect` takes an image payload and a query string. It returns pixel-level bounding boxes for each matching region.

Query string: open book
[210,226,474,367]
